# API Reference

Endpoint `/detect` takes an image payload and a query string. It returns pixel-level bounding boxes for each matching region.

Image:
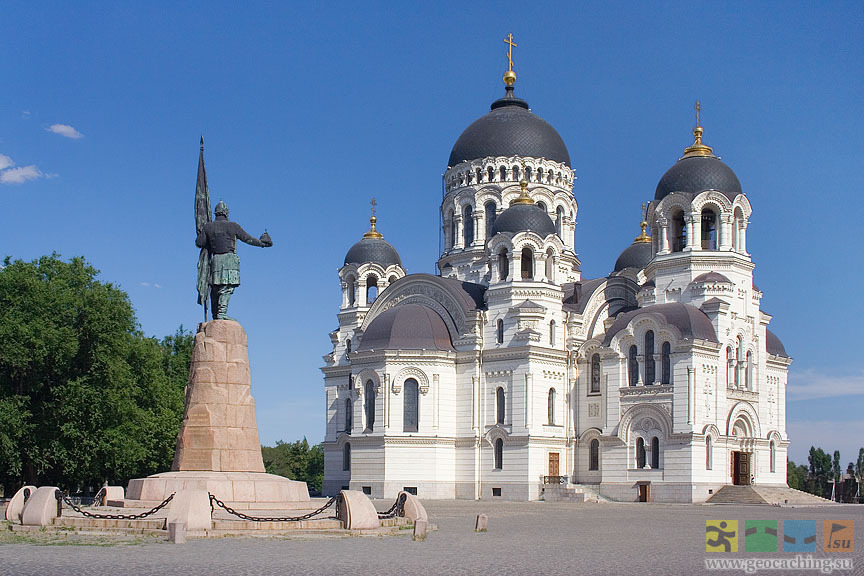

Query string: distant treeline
[788,446,863,503]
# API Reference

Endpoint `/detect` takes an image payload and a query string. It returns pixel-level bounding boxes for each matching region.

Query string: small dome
[358,304,454,352]
[448,86,570,167]
[490,202,556,237]
[344,237,402,267]
[693,271,732,283]
[655,155,741,202]
[765,329,789,357]
[614,241,653,273]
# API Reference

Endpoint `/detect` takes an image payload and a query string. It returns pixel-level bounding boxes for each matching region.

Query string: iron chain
[59,491,175,520]
[208,493,337,522]
[377,492,407,519]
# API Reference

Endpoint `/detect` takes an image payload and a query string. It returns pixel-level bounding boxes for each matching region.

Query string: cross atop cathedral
[370,197,377,217]
[695,101,702,128]
[504,33,517,72]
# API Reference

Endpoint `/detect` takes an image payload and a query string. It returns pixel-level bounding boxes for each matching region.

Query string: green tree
[787,460,808,491]
[261,438,324,492]
[807,446,833,498]
[0,254,193,493]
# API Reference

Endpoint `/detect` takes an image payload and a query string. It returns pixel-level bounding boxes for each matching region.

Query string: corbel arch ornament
[726,401,761,438]
[766,429,782,444]
[732,194,752,219]
[653,192,692,222]
[702,423,721,440]
[354,369,381,395]
[484,425,510,447]
[617,403,672,443]
[692,190,734,214]
[361,276,468,337]
[393,367,430,396]
[578,426,603,443]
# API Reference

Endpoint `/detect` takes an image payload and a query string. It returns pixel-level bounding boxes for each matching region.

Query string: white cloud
[0,165,43,184]
[140,282,162,289]
[21,110,31,119]
[140,282,150,287]
[0,154,13,171]
[47,123,83,139]
[788,369,864,401]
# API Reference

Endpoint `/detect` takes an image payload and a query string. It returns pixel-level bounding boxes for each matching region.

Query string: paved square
[0,501,861,576]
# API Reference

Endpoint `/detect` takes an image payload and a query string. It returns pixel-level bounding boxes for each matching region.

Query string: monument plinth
[125,320,309,509]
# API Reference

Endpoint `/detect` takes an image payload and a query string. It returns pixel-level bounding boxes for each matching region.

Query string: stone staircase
[706,486,768,504]
[540,483,585,502]
[707,485,837,505]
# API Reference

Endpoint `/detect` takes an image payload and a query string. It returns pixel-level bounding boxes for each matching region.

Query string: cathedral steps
[540,484,586,503]
[706,486,768,505]
[751,486,836,505]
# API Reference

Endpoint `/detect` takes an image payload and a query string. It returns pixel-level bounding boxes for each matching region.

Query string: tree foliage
[0,254,193,492]
[261,438,324,493]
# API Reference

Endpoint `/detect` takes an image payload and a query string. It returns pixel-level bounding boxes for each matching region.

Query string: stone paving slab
[0,501,862,576]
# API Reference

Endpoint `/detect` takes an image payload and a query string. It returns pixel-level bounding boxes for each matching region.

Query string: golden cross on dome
[695,101,702,127]
[370,197,377,217]
[504,33,517,72]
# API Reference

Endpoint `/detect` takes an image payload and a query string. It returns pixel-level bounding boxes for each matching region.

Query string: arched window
[770,441,776,473]
[745,351,753,390]
[496,387,505,424]
[364,379,376,431]
[496,319,504,344]
[549,320,556,346]
[463,205,474,246]
[476,168,482,183]
[661,342,671,385]
[448,210,456,249]
[346,276,356,306]
[645,330,655,385]
[636,437,646,468]
[651,437,660,469]
[672,210,687,252]
[343,442,351,471]
[706,436,713,470]
[346,339,351,354]
[488,166,494,182]
[735,337,743,388]
[521,247,534,280]
[525,166,532,181]
[701,208,717,250]
[537,167,544,182]
[589,439,599,471]
[556,206,564,238]
[485,202,497,239]
[726,346,735,387]
[536,201,546,212]
[512,165,519,180]
[404,378,419,432]
[733,207,744,252]
[591,353,601,393]
[544,248,554,282]
[628,345,639,386]
[497,248,509,281]
[547,387,556,424]
[366,275,378,304]
[345,398,353,433]
[494,438,503,469]
[500,166,507,181]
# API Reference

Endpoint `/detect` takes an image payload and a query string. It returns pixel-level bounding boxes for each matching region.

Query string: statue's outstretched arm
[233,223,269,247]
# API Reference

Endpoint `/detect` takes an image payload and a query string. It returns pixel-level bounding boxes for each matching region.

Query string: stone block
[168,521,187,544]
[166,488,211,532]
[102,486,125,505]
[184,403,213,428]
[226,344,249,365]
[189,364,228,388]
[173,447,220,472]
[221,449,265,473]
[474,513,488,532]
[21,487,61,527]
[413,519,428,541]
[227,384,252,406]
[337,490,379,530]
[398,491,428,523]
[203,320,246,345]
[191,339,226,364]
[226,362,250,385]
[178,427,217,450]
[5,485,36,522]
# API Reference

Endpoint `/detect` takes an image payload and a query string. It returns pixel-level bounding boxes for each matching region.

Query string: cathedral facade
[320,67,791,503]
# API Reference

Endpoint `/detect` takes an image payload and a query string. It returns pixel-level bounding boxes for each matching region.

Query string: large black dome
[344,237,401,268]
[655,155,742,202]
[490,202,556,237]
[448,87,570,168]
[614,241,653,273]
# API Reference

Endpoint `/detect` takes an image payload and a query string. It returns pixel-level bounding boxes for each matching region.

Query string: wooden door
[731,452,740,485]
[738,453,750,485]
[638,484,649,502]
[548,452,559,477]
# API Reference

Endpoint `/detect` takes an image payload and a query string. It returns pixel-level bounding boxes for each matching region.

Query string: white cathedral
[320,63,792,503]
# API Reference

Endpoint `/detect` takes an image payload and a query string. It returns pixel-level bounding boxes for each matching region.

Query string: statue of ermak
[196,200,272,319]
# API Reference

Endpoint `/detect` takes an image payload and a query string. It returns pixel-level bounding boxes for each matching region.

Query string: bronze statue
[195,139,272,320]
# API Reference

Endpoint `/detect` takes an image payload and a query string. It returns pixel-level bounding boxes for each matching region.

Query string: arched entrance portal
[730,417,753,485]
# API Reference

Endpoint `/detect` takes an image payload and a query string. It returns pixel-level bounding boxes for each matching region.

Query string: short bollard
[413,519,428,542]
[168,521,187,544]
[475,513,488,532]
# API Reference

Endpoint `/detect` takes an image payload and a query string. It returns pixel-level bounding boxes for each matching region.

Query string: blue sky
[1,2,861,467]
